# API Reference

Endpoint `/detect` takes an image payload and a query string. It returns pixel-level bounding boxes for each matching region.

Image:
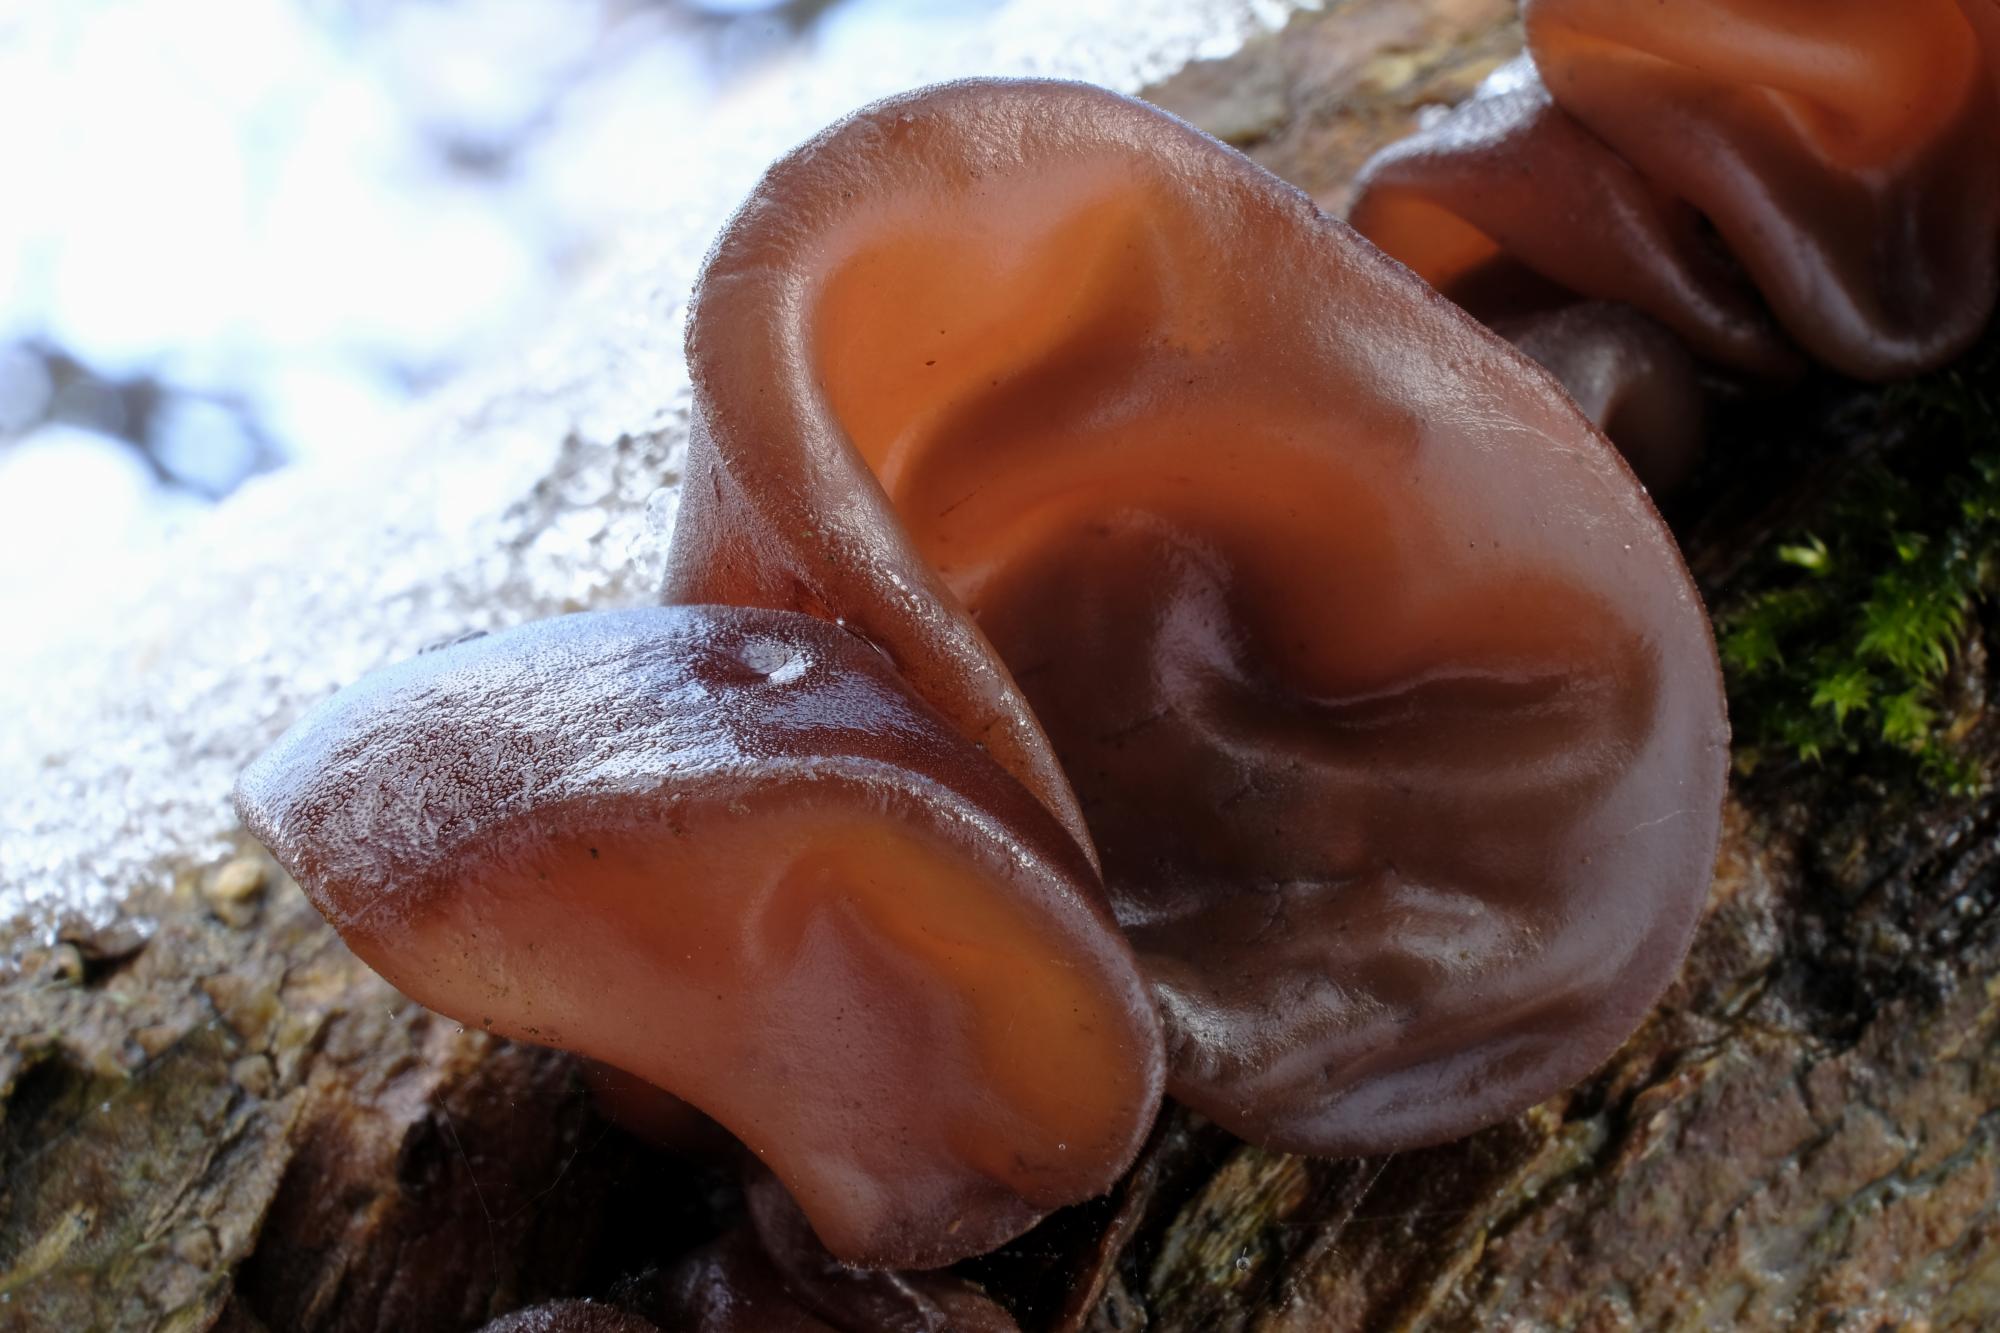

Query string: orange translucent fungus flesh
[1346,68,1797,380]
[352,810,1136,1261]
[1529,0,1979,171]
[675,80,1729,1156]
[813,181,1682,1149]
[1534,0,1999,378]
[235,605,1161,1269]
[1335,191,1503,299]
[1353,1,2000,382]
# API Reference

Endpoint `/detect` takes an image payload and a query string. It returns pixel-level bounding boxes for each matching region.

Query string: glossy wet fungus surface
[239,77,1730,1281]
[671,77,1727,1157]
[1351,0,2000,487]
[237,605,1163,1271]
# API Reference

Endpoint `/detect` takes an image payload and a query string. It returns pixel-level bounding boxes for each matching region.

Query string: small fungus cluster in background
[1350,0,2000,495]
[239,78,1733,1329]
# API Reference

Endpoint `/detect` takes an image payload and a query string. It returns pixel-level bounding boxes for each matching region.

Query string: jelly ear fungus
[671,78,1729,1157]
[1347,58,1796,381]
[1352,0,2000,481]
[1526,0,2000,381]
[241,78,1731,1288]
[234,605,1164,1269]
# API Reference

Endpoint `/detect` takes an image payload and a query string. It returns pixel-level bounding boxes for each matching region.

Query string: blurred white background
[0,0,1297,933]
[0,0,1017,629]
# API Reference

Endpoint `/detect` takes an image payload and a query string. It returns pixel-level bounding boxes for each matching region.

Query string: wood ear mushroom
[236,605,1164,1269]
[240,77,1730,1282]
[670,78,1728,1156]
[1351,2,2000,486]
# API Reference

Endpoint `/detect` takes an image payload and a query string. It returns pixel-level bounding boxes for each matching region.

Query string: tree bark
[6,3,1999,1330]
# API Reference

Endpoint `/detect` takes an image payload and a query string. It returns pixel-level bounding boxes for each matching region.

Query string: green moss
[1716,334,2000,794]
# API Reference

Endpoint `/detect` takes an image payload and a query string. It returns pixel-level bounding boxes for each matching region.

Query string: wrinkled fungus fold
[669,78,1729,1158]
[236,606,1164,1269]
[1353,0,2000,410]
[242,78,1732,1285]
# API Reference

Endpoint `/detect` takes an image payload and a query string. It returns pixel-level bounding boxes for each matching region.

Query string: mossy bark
[7,2,2000,1329]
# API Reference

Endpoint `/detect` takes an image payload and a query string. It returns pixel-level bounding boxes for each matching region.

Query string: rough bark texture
[6,2,1999,1330]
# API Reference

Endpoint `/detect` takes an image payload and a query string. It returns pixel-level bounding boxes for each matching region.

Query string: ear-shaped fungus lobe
[234,606,1163,1269]
[1356,4,2000,382]
[1347,60,1794,379]
[1528,0,2000,380]
[671,80,1729,1156]
[1491,303,1707,496]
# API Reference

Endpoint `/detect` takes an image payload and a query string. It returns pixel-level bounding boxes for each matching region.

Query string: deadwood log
[6,2,1999,1329]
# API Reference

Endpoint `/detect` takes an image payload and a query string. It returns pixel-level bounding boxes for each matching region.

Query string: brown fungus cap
[234,605,1164,1268]
[1528,0,2000,381]
[1349,58,1795,380]
[1354,3,2000,383]
[1491,302,1707,497]
[669,79,1729,1157]
[1344,61,1744,489]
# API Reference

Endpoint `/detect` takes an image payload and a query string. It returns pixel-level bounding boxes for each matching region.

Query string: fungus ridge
[237,605,1164,1269]
[1350,0,2000,485]
[671,78,1730,1156]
